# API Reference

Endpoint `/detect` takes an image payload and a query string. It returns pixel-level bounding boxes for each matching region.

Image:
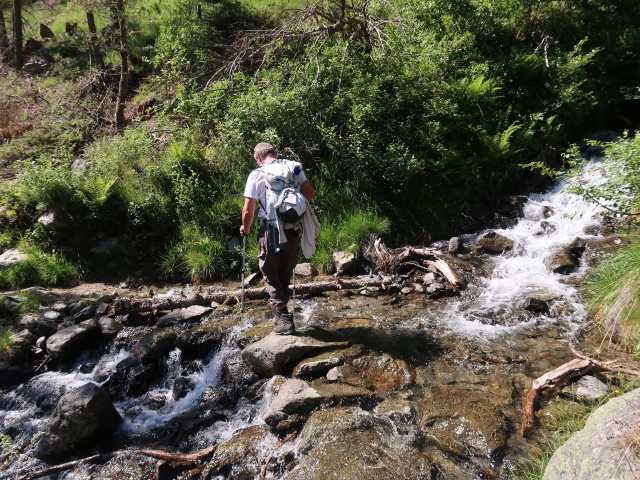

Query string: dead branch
[110,277,390,316]
[519,358,602,437]
[17,446,216,480]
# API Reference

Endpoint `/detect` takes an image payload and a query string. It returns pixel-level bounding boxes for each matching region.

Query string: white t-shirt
[244,160,307,219]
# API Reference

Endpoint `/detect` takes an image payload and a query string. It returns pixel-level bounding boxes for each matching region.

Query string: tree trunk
[86,9,105,71]
[11,0,22,70]
[111,0,128,129]
[110,277,394,316]
[0,5,10,60]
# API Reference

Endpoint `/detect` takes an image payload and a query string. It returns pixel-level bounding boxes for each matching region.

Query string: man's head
[254,142,277,163]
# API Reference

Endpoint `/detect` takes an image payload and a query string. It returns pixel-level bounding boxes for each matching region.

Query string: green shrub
[0,327,15,361]
[314,210,390,272]
[160,223,235,283]
[0,247,78,290]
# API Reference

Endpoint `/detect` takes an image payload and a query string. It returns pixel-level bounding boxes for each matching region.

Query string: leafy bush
[314,210,390,272]
[0,247,78,290]
[0,328,15,361]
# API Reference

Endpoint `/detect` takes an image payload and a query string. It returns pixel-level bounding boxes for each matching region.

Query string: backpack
[258,159,307,225]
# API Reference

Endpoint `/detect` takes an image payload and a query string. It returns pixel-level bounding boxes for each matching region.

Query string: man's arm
[300,180,314,202]
[240,197,256,236]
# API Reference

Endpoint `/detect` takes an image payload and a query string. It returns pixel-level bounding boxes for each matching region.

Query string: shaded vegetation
[1,0,640,284]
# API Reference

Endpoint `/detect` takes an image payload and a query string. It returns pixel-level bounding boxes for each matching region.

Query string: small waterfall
[420,159,610,338]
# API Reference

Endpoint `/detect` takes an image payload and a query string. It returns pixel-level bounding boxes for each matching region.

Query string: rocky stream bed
[1,158,639,480]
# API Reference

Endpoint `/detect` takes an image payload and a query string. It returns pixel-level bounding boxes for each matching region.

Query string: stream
[0,157,618,479]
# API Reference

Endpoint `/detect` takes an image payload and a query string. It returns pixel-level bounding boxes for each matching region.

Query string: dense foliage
[1,0,640,283]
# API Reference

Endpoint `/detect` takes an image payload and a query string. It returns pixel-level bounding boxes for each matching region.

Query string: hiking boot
[273,310,295,335]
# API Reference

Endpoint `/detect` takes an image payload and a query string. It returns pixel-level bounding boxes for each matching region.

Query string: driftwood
[519,358,602,437]
[18,445,216,480]
[110,277,390,316]
[368,239,464,287]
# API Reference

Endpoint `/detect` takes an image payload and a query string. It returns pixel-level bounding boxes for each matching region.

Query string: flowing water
[0,159,617,479]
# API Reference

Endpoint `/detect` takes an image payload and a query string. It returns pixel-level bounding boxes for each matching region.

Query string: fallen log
[18,445,216,480]
[519,358,603,437]
[110,277,391,316]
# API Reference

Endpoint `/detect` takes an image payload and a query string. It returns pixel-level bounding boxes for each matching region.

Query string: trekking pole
[241,235,246,314]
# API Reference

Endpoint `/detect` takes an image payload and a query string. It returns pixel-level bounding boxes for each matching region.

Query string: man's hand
[240,225,249,236]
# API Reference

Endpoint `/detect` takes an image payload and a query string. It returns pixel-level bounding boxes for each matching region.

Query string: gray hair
[254,142,277,159]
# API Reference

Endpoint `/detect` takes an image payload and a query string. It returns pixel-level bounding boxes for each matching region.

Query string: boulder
[524,297,550,314]
[0,249,28,267]
[157,305,212,327]
[39,23,55,38]
[19,314,57,338]
[284,406,432,480]
[37,212,70,231]
[333,251,356,276]
[477,231,514,254]
[263,378,376,430]
[177,318,236,358]
[562,375,610,402]
[42,310,66,323]
[46,320,100,360]
[21,286,61,304]
[203,425,277,478]
[373,398,417,425]
[241,330,349,377]
[98,317,123,338]
[416,385,510,461]
[6,329,35,363]
[544,246,579,274]
[72,305,97,322]
[132,328,177,360]
[293,351,346,378]
[294,262,319,276]
[543,388,640,480]
[34,383,122,462]
[448,236,464,255]
[326,364,374,391]
[352,354,415,391]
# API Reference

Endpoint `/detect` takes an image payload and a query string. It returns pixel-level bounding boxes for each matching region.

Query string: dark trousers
[258,223,299,308]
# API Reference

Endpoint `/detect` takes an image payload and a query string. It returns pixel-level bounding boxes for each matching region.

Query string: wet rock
[448,236,464,254]
[37,212,70,231]
[535,220,556,236]
[543,387,640,480]
[562,375,610,402]
[0,362,33,387]
[544,246,579,274]
[293,351,346,378]
[477,231,514,254]
[0,248,28,267]
[263,378,377,430]
[295,262,319,276]
[542,205,554,218]
[132,328,177,360]
[67,300,88,316]
[73,305,97,322]
[285,406,432,480]
[34,383,122,462]
[172,376,195,400]
[416,385,510,461]
[373,398,417,425]
[326,364,374,391]
[201,384,236,407]
[333,251,356,276]
[204,425,277,478]
[176,320,230,358]
[524,297,550,314]
[157,305,212,327]
[352,354,415,391]
[223,351,259,389]
[46,320,100,360]
[105,357,161,399]
[98,317,123,338]
[241,330,349,377]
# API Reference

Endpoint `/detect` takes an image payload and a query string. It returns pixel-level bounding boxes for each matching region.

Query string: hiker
[240,142,317,334]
